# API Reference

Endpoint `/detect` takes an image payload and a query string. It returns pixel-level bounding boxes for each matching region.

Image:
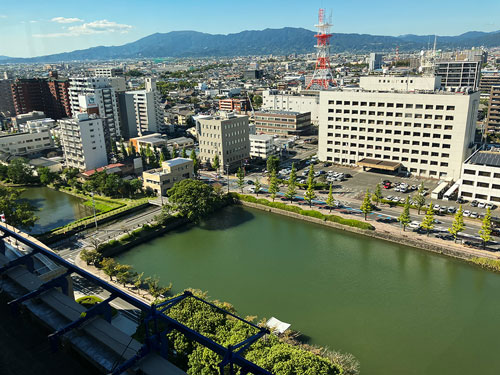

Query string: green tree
[372,183,382,206]
[134,272,144,290]
[414,182,426,214]
[190,150,199,176]
[236,167,245,193]
[160,145,171,161]
[0,164,8,180]
[115,264,134,287]
[167,179,218,222]
[120,142,128,159]
[111,141,118,156]
[0,186,38,229]
[37,166,57,185]
[421,203,435,236]
[398,197,411,231]
[181,147,187,158]
[326,183,335,213]
[479,207,493,249]
[268,170,279,202]
[7,158,34,184]
[304,165,317,208]
[266,155,280,174]
[100,258,118,281]
[147,276,172,298]
[254,178,261,195]
[448,205,465,243]
[79,249,102,266]
[284,163,297,203]
[211,153,220,172]
[360,190,373,220]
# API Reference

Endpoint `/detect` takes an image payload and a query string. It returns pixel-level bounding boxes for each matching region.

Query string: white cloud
[0,15,7,18]
[51,17,83,24]
[33,19,132,38]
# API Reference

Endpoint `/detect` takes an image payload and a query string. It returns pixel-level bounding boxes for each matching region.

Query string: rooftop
[165,157,192,167]
[468,151,500,168]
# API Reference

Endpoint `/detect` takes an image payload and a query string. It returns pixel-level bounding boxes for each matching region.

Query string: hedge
[235,194,374,231]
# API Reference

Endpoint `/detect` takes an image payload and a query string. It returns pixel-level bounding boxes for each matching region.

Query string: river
[116,205,500,375]
[20,187,94,234]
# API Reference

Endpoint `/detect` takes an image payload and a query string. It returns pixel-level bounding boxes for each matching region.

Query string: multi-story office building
[369,53,383,71]
[11,111,47,130]
[0,126,54,156]
[249,134,276,159]
[60,113,108,171]
[0,79,15,116]
[92,67,124,77]
[480,73,500,94]
[318,77,479,180]
[197,112,250,172]
[142,157,194,196]
[435,61,481,91]
[486,86,500,134]
[262,90,320,124]
[69,76,123,150]
[219,98,250,114]
[254,110,311,136]
[459,148,500,203]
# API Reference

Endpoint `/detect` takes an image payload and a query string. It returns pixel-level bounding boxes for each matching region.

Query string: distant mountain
[0,55,11,60]
[2,28,500,63]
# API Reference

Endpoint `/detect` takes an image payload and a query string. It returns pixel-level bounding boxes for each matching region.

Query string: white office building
[249,134,276,159]
[0,126,54,156]
[262,90,320,124]
[92,67,124,77]
[318,76,480,180]
[459,148,500,204]
[60,113,108,171]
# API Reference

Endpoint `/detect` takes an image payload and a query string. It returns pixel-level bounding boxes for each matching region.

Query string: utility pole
[91,191,98,229]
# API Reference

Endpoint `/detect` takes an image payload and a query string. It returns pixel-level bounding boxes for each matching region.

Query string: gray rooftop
[165,157,192,167]
[468,151,500,167]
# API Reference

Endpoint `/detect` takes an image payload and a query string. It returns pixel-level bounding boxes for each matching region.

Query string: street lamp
[91,191,98,229]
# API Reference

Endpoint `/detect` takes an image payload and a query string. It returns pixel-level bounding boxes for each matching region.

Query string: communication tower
[306,9,336,90]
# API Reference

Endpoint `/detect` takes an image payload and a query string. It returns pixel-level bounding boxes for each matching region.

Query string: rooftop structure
[142,157,194,196]
[254,110,311,137]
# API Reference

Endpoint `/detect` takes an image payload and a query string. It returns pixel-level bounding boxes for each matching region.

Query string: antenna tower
[306,8,336,90]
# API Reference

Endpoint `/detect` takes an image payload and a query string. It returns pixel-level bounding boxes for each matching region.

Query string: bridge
[0,223,272,375]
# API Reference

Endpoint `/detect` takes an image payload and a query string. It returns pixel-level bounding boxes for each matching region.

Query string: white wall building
[262,90,320,125]
[0,127,54,156]
[318,77,480,180]
[60,113,108,171]
[459,148,500,204]
[249,134,276,159]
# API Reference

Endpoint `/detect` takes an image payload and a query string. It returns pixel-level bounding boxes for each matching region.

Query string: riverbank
[235,193,500,264]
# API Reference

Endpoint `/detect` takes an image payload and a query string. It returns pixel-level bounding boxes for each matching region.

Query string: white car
[470,212,479,218]
[433,204,440,210]
[463,210,471,217]
[478,202,486,209]
[409,221,421,229]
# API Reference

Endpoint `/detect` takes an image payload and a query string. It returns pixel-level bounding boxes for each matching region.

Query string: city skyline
[1,0,500,58]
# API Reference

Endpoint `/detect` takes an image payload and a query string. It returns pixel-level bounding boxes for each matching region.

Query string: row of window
[327,109,454,121]
[463,169,500,178]
[325,142,450,156]
[326,134,452,148]
[325,149,449,166]
[327,117,456,128]
[460,191,500,202]
[327,101,456,111]
[462,180,500,189]
[326,127,453,138]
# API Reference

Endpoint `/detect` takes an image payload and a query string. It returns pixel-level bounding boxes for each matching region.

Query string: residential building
[0,126,54,156]
[243,70,264,80]
[11,111,46,130]
[254,110,311,136]
[93,67,124,77]
[459,148,500,203]
[249,134,276,159]
[318,76,480,180]
[369,53,383,71]
[480,73,500,94]
[486,86,500,134]
[262,90,320,124]
[197,112,250,171]
[0,79,15,116]
[219,98,250,114]
[130,133,168,154]
[60,113,108,171]
[142,157,194,196]
[435,61,481,91]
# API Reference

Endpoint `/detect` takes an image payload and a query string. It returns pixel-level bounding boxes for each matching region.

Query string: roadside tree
[212,154,220,172]
[269,170,279,202]
[360,190,373,220]
[79,249,102,266]
[421,203,435,236]
[448,205,465,243]
[285,163,297,203]
[190,150,199,177]
[479,207,493,249]
[266,155,280,175]
[304,165,317,207]
[181,147,187,158]
[237,167,245,193]
[398,197,411,231]
[372,183,382,206]
[37,166,58,185]
[414,183,426,214]
[254,178,261,196]
[100,258,118,281]
[326,183,335,213]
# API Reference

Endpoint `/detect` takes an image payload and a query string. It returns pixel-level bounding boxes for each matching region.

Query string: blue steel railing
[0,225,272,375]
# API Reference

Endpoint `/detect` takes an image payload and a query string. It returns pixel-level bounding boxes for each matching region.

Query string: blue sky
[1,0,499,57]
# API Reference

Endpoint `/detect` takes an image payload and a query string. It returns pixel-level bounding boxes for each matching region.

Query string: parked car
[447,206,456,214]
[433,204,440,210]
[409,221,421,229]
[456,197,466,204]
[486,203,495,210]
[471,200,479,207]
[463,210,471,217]
[478,202,486,209]
[470,212,479,218]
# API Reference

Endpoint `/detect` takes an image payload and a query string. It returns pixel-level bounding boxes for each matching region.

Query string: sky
[0,0,499,58]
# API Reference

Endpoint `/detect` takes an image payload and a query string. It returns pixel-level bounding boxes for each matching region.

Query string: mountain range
[2,28,500,63]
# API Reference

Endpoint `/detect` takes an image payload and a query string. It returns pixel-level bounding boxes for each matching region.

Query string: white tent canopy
[266,317,291,334]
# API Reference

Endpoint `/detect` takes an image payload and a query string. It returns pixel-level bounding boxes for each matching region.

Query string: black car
[345,174,352,178]
[471,200,479,207]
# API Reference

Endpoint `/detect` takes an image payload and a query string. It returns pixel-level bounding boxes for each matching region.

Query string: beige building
[0,126,54,156]
[262,90,320,124]
[486,86,500,134]
[318,77,480,180]
[459,148,500,204]
[197,112,250,172]
[142,157,194,196]
[254,110,311,136]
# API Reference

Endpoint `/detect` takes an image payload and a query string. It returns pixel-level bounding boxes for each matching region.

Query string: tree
[304,165,317,208]
[414,182,426,214]
[360,190,373,220]
[448,205,465,243]
[147,276,172,298]
[212,153,220,172]
[100,258,118,281]
[190,150,199,176]
[268,170,279,202]
[120,143,128,159]
[115,264,134,287]
[236,167,245,193]
[0,164,8,181]
[37,166,57,185]
[372,183,382,206]
[479,207,493,249]
[254,178,261,195]
[111,141,118,156]
[181,147,188,158]
[266,155,280,175]
[7,158,34,184]
[160,145,171,162]
[134,272,144,291]
[0,186,38,229]
[421,203,435,236]
[167,179,218,222]
[284,163,297,203]
[79,249,102,266]
[326,183,335,213]
[398,197,411,231]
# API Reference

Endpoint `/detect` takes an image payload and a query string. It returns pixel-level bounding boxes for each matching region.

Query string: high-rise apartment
[369,53,383,71]
[318,76,479,180]
[60,113,108,171]
[486,86,500,134]
[0,79,15,116]
[197,112,250,172]
[435,61,481,91]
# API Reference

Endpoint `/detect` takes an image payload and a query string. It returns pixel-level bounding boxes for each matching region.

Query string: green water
[20,187,93,234]
[117,206,500,375]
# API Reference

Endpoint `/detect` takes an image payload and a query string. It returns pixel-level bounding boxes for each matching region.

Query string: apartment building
[0,126,54,156]
[130,133,168,154]
[369,53,383,71]
[92,67,124,77]
[142,157,194,196]
[11,111,46,130]
[0,79,15,116]
[479,73,500,94]
[60,113,108,171]
[249,134,276,159]
[262,90,320,124]
[459,149,500,203]
[318,77,479,180]
[219,98,250,114]
[435,61,481,91]
[254,110,311,136]
[486,86,500,134]
[197,112,250,172]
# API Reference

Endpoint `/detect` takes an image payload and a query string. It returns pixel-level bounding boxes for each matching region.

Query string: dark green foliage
[0,186,38,229]
[167,179,219,222]
[266,155,280,174]
[7,158,34,184]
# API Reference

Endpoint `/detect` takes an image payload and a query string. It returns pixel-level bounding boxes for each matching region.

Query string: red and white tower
[306,9,336,90]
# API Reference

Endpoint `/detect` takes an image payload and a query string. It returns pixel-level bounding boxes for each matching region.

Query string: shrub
[469,257,500,272]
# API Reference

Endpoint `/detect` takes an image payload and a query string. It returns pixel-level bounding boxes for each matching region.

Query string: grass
[76,295,117,316]
[235,194,374,231]
[469,257,500,272]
